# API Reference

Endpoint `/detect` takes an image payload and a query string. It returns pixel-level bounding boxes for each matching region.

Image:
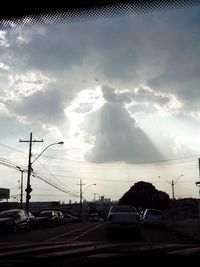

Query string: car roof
[145,209,161,211]
[0,209,22,213]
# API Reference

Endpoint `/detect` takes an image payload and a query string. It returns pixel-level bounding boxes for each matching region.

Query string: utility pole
[20,170,24,209]
[171,180,175,226]
[196,158,200,222]
[19,133,43,213]
[158,175,183,226]
[17,167,25,209]
[77,179,85,221]
[171,180,175,200]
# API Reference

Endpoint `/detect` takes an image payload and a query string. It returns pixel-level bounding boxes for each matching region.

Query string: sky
[0,5,200,203]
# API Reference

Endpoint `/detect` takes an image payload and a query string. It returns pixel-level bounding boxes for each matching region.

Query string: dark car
[35,210,59,227]
[0,209,30,233]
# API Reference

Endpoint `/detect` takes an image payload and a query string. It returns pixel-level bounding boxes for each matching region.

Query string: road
[0,222,195,244]
[0,222,198,266]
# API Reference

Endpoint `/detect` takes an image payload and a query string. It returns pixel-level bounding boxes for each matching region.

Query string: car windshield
[0,0,200,263]
[0,211,19,218]
[111,206,137,213]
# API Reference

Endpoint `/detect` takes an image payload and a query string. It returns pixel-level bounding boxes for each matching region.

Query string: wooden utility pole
[19,133,43,212]
[77,179,85,221]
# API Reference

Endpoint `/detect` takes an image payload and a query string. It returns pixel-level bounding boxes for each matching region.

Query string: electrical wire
[1,143,200,167]
[34,160,79,196]
[32,172,79,198]
[0,157,25,171]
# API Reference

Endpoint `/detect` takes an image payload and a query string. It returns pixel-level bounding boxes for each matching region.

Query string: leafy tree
[119,181,169,210]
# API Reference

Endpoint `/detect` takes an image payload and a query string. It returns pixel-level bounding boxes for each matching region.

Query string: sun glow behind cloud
[64,86,105,161]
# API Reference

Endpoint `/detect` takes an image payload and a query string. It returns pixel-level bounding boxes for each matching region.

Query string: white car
[106,205,141,239]
[142,209,164,228]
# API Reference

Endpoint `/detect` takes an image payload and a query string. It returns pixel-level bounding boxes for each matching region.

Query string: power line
[30,194,73,197]
[0,144,27,154]
[0,158,25,171]
[35,160,79,196]
[0,143,200,166]
[32,172,79,198]
[34,154,199,166]
[34,171,198,184]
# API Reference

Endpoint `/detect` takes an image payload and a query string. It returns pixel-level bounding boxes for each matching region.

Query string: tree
[119,181,169,210]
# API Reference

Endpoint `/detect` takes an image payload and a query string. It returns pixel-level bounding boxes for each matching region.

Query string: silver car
[142,209,164,228]
[106,205,141,239]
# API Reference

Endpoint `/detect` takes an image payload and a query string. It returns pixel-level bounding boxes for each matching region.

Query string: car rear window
[111,206,137,213]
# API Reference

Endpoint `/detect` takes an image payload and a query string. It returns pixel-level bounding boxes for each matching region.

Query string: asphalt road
[0,223,198,267]
[0,222,195,244]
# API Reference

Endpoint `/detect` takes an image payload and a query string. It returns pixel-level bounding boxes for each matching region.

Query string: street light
[32,141,64,164]
[26,141,64,212]
[158,174,183,226]
[78,179,96,221]
[82,183,96,195]
[158,174,183,200]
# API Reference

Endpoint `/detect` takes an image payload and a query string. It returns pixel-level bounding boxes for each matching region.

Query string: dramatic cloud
[0,6,199,133]
[5,87,68,127]
[83,86,163,163]
[131,87,182,115]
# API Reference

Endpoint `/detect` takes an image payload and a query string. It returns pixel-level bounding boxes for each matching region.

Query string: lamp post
[78,179,96,221]
[31,142,64,164]
[25,141,64,213]
[158,174,183,200]
[158,174,183,225]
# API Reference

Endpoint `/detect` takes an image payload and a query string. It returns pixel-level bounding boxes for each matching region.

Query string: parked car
[55,211,65,225]
[142,209,164,228]
[106,205,141,239]
[0,209,30,233]
[63,213,79,223]
[35,210,59,227]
